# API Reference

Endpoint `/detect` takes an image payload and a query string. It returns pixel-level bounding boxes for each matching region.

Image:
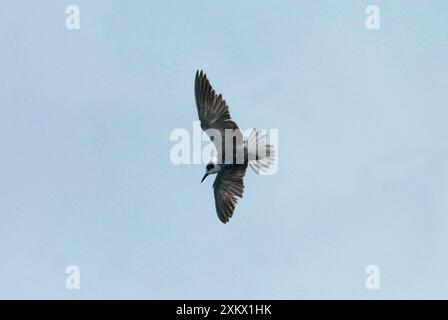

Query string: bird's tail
[245,129,276,175]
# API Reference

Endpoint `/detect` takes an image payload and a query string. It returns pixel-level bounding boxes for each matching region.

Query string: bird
[195,70,275,223]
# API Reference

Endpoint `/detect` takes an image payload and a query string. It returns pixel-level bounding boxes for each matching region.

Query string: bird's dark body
[194,70,267,223]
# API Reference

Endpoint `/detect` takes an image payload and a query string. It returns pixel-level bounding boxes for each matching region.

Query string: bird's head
[201,161,220,183]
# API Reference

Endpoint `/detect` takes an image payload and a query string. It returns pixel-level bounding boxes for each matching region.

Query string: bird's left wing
[195,70,243,162]
[213,164,248,223]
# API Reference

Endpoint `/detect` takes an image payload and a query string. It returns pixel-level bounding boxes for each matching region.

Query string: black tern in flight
[195,70,275,223]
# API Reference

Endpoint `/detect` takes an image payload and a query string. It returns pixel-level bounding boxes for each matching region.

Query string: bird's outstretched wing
[195,70,243,163]
[213,164,248,223]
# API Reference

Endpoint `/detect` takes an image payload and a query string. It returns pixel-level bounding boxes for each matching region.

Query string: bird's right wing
[195,70,243,162]
[213,164,248,223]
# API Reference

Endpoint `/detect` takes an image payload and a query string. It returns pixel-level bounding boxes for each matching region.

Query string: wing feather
[213,164,248,223]
[195,70,243,162]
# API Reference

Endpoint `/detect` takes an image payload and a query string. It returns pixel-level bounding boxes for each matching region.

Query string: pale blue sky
[1,0,448,299]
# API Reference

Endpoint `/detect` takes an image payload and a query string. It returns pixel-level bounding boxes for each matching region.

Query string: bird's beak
[201,173,209,183]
